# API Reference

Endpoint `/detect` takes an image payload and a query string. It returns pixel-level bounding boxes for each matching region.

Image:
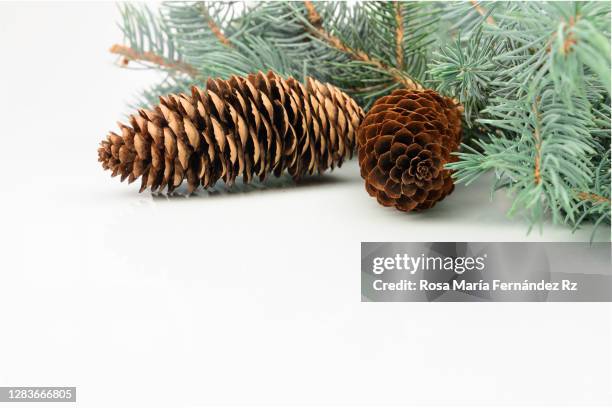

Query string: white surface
[0,3,610,407]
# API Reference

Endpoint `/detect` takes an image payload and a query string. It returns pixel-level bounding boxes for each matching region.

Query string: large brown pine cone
[357,89,462,211]
[98,71,364,193]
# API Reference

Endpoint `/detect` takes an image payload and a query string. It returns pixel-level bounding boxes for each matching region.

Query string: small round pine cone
[357,89,462,211]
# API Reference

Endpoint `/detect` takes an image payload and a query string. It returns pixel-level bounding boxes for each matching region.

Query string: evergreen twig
[394,2,404,70]
[531,99,542,186]
[302,0,422,91]
[577,192,611,205]
[469,0,497,26]
[110,1,611,237]
[200,3,233,47]
[109,44,198,77]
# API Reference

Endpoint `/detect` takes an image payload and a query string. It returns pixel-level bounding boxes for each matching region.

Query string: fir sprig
[110,1,611,237]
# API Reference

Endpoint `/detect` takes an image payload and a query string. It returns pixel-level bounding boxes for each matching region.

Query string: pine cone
[98,71,364,193]
[357,89,462,211]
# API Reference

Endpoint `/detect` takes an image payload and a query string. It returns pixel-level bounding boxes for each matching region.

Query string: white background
[0,3,610,407]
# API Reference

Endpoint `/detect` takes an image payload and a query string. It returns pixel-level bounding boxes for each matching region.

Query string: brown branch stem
[576,191,611,205]
[109,44,198,78]
[469,0,497,26]
[200,4,233,47]
[302,0,422,91]
[547,15,579,54]
[304,0,323,30]
[395,2,404,70]
[532,99,542,185]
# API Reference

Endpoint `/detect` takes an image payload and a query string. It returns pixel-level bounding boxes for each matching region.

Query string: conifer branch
[532,99,542,185]
[303,0,322,29]
[469,0,497,26]
[109,44,198,78]
[302,0,422,90]
[562,15,578,54]
[112,1,611,236]
[577,191,611,204]
[547,15,578,54]
[395,2,404,70]
[200,3,233,48]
